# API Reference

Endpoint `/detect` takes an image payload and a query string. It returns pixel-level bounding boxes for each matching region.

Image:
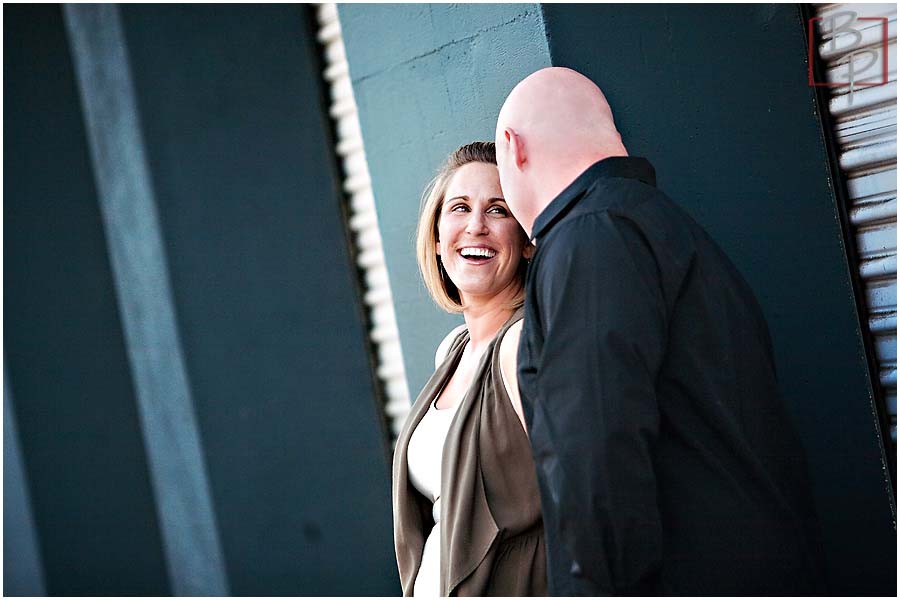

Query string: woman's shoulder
[497,318,528,433]
[498,319,524,366]
[434,323,468,369]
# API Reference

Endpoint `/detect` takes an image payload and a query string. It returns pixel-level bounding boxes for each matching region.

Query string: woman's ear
[435,241,441,256]
[522,241,535,259]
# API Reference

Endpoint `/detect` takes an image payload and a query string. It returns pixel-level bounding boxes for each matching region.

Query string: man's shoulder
[563,177,694,241]
[534,173,688,256]
[583,174,665,215]
[535,183,683,265]
[533,211,622,273]
[540,200,630,247]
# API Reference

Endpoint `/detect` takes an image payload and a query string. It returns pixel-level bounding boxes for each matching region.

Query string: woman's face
[436,161,532,307]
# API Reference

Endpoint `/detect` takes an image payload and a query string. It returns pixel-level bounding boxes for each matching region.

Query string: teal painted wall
[338,4,551,398]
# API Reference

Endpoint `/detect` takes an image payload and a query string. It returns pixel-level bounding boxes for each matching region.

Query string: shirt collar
[530,156,657,241]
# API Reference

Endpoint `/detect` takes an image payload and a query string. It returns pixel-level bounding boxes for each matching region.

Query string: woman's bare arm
[499,320,528,434]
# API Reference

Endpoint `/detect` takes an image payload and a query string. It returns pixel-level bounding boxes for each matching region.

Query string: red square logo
[808,12,889,89]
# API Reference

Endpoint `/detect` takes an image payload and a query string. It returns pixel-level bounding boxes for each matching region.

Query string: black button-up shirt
[518,157,823,595]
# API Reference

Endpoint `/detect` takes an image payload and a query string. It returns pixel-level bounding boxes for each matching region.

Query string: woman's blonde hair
[415,141,528,313]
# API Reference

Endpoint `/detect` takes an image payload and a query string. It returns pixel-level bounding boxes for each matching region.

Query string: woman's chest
[434,352,484,410]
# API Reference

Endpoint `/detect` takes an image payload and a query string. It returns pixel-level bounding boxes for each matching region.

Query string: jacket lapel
[393,332,467,596]
[440,338,500,595]
[395,310,521,595]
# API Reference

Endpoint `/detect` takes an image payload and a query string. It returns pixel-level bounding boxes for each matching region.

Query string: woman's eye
[487,206,508,216]
[450,204,469,212]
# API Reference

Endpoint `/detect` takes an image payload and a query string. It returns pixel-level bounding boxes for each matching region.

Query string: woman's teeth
[459,247,497,259]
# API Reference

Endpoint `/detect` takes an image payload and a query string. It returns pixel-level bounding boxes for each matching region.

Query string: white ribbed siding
[815,4,897,443]
[315,4,411,445]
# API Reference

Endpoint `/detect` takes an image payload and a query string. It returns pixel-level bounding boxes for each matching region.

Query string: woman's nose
[465,212,488,235]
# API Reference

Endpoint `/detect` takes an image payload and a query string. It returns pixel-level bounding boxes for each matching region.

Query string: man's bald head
[495,67,627,235]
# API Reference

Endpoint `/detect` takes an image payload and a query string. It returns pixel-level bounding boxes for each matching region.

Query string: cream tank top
[406,395,460,597]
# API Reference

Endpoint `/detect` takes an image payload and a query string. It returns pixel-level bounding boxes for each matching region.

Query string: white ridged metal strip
[815,3,897,443]
[315,3,411,446]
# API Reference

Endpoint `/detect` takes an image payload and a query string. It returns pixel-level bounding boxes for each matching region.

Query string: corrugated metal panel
[815,4,897,443]
[315,3,411,445]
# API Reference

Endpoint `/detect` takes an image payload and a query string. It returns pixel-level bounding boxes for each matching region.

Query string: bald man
[495,68,823,595]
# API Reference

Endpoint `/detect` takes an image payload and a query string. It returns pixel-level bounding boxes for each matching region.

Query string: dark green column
[118,5,397,595]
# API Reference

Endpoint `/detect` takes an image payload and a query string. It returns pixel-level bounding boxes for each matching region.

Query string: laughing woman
[392,142,546,596]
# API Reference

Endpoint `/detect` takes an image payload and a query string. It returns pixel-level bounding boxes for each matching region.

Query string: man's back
[518,157,824,595]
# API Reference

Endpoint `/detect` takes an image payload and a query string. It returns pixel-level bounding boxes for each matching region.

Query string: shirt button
[570,561,582,577]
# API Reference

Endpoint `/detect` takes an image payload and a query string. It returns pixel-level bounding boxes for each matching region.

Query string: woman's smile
[457,245,498,264]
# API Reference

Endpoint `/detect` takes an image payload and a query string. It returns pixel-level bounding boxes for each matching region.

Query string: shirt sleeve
[530,211,667,595]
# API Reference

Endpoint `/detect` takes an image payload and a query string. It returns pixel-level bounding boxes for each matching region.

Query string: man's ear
[504,128,526,170]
